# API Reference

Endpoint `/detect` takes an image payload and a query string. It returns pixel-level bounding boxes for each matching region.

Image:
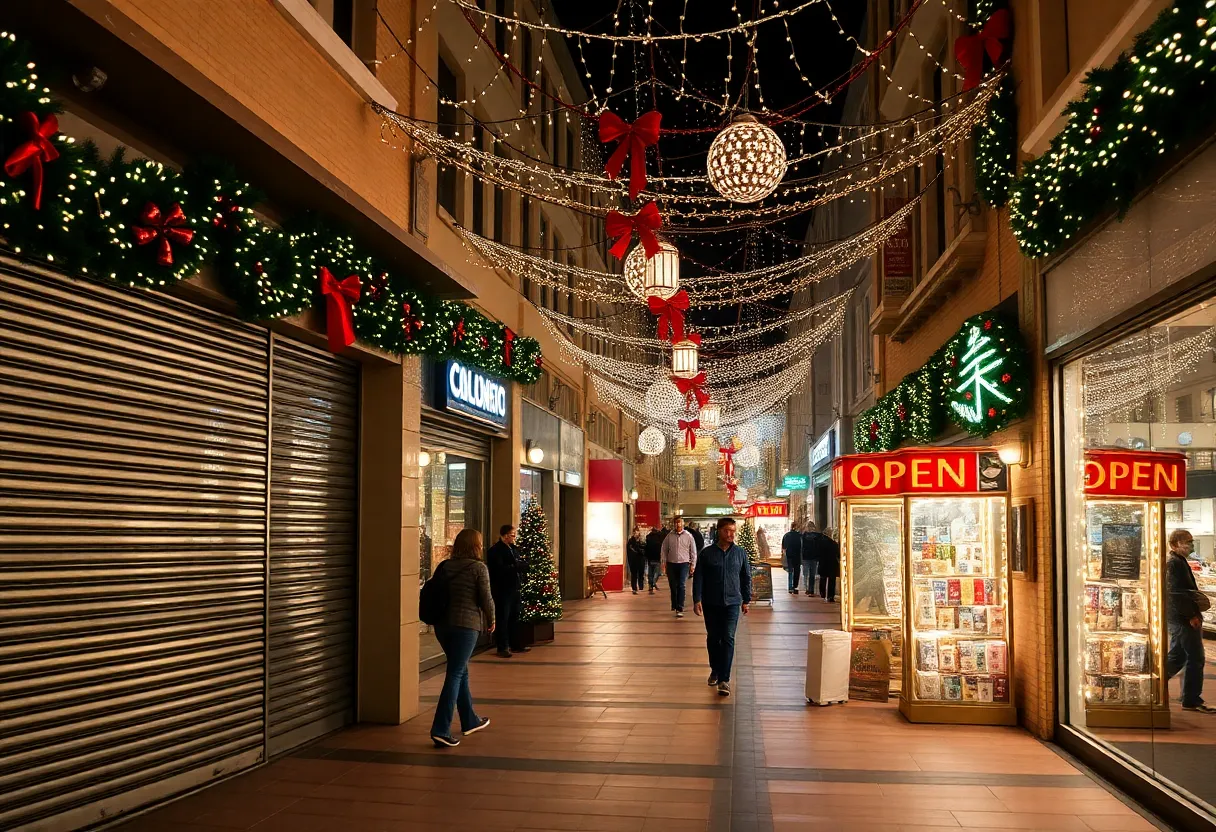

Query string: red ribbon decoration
[598,110,661,200]
[673,372,709,410]
[320,267,361,353]
[4,112,59,210]
[954,8,1012,90]
[647,289,690,343]
[503,327,516,366]
[719,446,737,479]
[132,202,195,266]
[678,417,700,450]
[452,319,466,345]
[606,201,662,260]
[402,302,423,341]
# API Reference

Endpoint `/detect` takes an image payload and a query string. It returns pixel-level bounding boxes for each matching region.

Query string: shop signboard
[833,449,1008,498]
[782,474,810,491]
[811,429,836,472]
[706,506,735,516]
[635,500,661,530]
[749,502,788,518]
[750,563,774,604]
[1083,450,1187,500]
[775,487,792,497]
[438,360,509,429]
[882,196,913,299]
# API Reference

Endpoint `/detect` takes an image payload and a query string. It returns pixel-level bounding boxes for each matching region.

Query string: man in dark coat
[1165,529,1215,712]
[644,525,665,594]
[781,521,803,594]
[486,524,530,657]
[805,525,841,602]
[688,522,705,555]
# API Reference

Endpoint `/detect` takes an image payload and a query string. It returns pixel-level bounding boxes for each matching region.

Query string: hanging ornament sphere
[735,422,759,447]
[644,376,684,417]
[638,426,666,456]
[706,114,787,203]
[735,445,761,468]
[671,339,699,379]
[698,402,721,431]
[624,240,680,301]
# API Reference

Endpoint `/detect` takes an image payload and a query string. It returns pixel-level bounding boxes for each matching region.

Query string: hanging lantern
[644,376,683,417]
[698,402,721,431]
[671,338,699,379]
[706,114,787,203]
[624,240,680,301]
[638,426,666,456]
[735,445,761,468]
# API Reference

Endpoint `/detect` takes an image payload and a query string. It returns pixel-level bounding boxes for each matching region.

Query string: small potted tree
[516,497,562,644]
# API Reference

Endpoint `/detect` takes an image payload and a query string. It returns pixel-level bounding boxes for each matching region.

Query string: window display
[835,448,1013,723]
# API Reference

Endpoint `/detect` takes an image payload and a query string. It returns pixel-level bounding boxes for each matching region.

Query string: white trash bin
[805,629,851,705]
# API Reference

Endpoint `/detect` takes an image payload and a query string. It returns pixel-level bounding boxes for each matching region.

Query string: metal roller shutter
[420,410,494,460]
[0,264,270,831]
[267,338,358,756]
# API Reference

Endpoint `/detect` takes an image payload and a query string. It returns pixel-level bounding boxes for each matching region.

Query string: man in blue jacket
[694,516,753,697]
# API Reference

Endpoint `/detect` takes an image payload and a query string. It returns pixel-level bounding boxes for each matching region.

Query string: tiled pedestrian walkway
[119,573,1164,831]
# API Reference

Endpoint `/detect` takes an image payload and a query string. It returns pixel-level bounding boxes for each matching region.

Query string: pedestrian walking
[429,528,494,747]
[627,525,647,594]
[688,521,705,555]
[781,521,803,594]
[662,516,699,617]
[644,524,664,593]
[694,517,752,697]
[1165,529,1216,712]
[814,527,841,602]
[486,524,530,657]
[802,522,825,597]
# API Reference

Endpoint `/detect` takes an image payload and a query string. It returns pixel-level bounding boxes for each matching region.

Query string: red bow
[678,418,700,450]
[606,201,662,260]
[320,267,361,353]
[599,110,661,200]
[211,195,245,232]
[4,112,59,210]
[452,319,466,345]
[648,289,690,343]
[719,446,736,478]
[132,202,194,266]
[402,302,424,341]
[673,372,709,410]
[955,9,1012,90]
[503,327,515,366]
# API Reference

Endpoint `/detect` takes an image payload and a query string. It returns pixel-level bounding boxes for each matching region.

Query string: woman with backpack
[426,528,495,747]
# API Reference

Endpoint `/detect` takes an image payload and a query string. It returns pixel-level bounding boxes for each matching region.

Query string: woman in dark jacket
[627,526,647,594]
[431,528,496,747]
[813,528,842,602]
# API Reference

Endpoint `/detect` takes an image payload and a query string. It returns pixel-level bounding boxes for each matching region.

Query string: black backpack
[419,561,453,626]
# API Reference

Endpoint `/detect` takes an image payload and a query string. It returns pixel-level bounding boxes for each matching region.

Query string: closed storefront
[0,263,359,829]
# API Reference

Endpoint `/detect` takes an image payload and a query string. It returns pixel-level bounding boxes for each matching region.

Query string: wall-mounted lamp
[418,451,431,468]
[526,441,544,465]
[630,488,639,501]
[997,434,1032,468]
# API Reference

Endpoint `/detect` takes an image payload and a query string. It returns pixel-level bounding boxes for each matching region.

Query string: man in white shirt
[661,516,699,618]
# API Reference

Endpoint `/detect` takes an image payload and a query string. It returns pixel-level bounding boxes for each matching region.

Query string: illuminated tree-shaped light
[645,376,683,417]
[638,426,666,456]
[624,240,680,301]
[949,325,1012,425]
[671,338,699,378]
[706,114,787,203]
[698,402,721,431]
[735,445,761,468]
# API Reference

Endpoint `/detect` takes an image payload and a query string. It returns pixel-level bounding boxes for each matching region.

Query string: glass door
[842,500,905,694]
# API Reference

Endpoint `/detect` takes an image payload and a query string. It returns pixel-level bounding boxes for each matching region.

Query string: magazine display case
[1073,450,1186,729]
[834,448,1015,725]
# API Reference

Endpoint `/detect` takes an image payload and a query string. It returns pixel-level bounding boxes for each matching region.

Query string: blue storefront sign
[438,360,509,429]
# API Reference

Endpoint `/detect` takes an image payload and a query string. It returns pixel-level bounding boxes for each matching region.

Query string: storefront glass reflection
[1060,300,1216,816]
[418,450,487,666]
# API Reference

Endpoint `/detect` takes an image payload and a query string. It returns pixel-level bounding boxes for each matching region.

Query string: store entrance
[559,485,585,600]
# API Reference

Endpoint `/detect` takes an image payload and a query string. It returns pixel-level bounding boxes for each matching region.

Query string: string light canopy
[706,114,788,203]
[638,426,667,456]
[735,445,761,469]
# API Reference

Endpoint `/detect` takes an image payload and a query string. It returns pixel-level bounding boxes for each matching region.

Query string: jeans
[647,560,661,590]
[1166,617,1206,707]
[628,555,647,591]
[492,589,520,652]
[702,604,741,683]
[819,574,837,601]
[431,625,481,738]
[667,561,690,611]
[786,557,801,591]
[803,559,818,594]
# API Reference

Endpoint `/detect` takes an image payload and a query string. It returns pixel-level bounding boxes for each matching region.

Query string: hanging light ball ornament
[624,240,680,301]
[638,426,667,456]
[645,376,684,417]
[735,445,761,468]
[706,114,787,203]
[671,338,699,379]
[698,402,721,431]
[735,422,759,447]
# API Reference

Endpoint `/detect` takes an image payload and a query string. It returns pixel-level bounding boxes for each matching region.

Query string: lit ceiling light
[706,114,787,203]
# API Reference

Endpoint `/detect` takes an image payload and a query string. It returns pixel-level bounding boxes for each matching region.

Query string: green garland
[968,1,1017,207]
[1009,0,1216,258]
[0,32,541,384]
[854,309,1030,453]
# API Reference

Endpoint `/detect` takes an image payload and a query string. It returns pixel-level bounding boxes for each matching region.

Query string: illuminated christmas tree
[738,520,760,564]
[518,497,562,623]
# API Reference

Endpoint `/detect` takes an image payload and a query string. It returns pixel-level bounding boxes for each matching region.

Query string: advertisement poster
[750,563,774,604]
[1101,523,1143,581]
[882,196,913,298]
[849,629,893,702]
